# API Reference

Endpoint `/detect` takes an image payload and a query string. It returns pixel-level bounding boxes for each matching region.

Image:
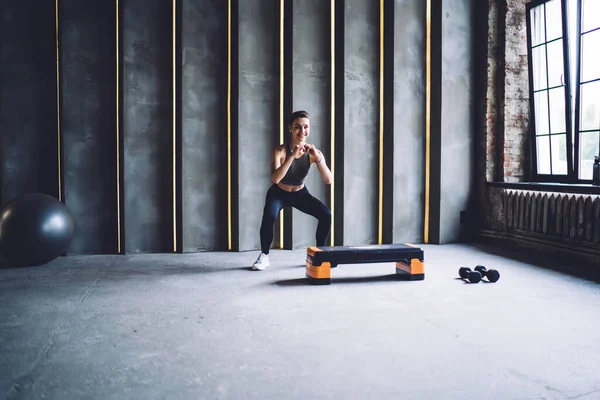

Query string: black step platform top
[307,244,424,266]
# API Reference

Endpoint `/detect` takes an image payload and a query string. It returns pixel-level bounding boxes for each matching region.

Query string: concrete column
[0,1,59,204]
[290,0,331,249]
[181,0,228,252]
[122,0,173,253]
[236,0,280,251]
[342,0,380,246]
[429,0,474,243]
[391,0,427,244]
[439,0,473,243]
[60,0,118,254]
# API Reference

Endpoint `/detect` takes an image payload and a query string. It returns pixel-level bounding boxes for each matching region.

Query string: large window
[526,0,600,182]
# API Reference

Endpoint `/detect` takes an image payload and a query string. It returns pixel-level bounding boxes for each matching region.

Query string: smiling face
[289,117,310,144]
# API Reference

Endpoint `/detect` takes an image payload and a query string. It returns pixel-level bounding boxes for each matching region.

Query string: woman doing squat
[252,110,333,270]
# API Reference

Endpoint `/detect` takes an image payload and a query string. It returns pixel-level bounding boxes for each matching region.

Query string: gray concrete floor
[1,243,599,400]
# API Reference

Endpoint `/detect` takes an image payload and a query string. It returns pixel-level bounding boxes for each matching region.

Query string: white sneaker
[252,253,270,270]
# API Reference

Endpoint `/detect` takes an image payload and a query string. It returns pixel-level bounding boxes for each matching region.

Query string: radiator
[502,189,600,245]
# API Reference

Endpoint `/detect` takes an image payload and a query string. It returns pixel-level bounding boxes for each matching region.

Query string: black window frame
[573,0,600,181]
[526,0,576,183]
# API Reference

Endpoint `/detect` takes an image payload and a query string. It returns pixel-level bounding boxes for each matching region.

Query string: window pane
[580,80,600,131]
[545,0,563,42]
[551,134,568,174]
[533,45,548,90]
[546,39,564,87]
[579,131,599,179]
[530,5,546,46]
[537,135,551,174]
[548,87,566,133]
[535,91,550,135]
[581,29,600,82]
[567,0,578,77]
[582,0,600,33]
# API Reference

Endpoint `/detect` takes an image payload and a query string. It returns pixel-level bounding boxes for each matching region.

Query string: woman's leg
[292,188,332,246]
[259,185,285,254]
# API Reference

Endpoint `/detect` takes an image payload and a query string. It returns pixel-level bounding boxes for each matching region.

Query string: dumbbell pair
[458,265,500,283]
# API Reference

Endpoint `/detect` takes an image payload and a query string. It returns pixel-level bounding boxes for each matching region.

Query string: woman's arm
[310,148,333,185]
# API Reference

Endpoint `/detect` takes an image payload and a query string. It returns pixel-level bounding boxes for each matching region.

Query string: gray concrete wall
[0,1,471,254]
[392,0,426,243]
[60,1,118,254]
[343,0,380,246]
[291,0,331,249]
[439,0,473,243]
[0,1,59,204]
[237,0,280,251]
[181,0,228,252]
[122,0,173,253]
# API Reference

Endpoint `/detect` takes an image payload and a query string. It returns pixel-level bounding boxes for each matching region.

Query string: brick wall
[503,0,529,182]
[484,0,529,184]
[485,0,501,182]
[469,0,530,233]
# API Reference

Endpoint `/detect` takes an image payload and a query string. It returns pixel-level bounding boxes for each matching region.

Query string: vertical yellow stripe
[424,0,431,243]
[56,0,61,203]
[173,0,177,252]
[279,0,284,249]
[116,0,121,253]
[227,0,232,250]
[378,0,384,245]
[330,0,335,246]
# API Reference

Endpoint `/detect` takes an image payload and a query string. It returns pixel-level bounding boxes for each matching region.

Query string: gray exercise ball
[0,193,75,266]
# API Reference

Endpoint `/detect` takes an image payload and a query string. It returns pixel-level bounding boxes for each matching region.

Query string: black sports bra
[280,144,311,186]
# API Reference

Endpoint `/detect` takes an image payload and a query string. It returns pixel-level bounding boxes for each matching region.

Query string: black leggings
[260,184,331,254]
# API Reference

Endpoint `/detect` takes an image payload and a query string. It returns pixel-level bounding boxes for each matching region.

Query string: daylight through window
[526,0,600,182]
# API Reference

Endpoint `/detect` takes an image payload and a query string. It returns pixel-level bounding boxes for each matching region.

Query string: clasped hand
[292,143,319,158]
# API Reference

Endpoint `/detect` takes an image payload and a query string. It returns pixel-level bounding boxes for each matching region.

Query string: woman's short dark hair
[288,110,310,126]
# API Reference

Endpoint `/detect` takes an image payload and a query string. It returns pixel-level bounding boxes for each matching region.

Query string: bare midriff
[277,182,305,192]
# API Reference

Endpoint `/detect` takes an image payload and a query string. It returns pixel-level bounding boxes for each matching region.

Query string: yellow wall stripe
[378,0,384,245]
[227,0,232,250]
[330,0,335,246]
[116,0,122,253]
[424,0,431,243]
[279,0,284,249]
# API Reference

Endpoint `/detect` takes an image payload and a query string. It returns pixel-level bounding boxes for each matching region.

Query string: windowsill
[487,181,600,195]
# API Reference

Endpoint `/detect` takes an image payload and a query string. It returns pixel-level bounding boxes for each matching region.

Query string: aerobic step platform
[305,243,425,285]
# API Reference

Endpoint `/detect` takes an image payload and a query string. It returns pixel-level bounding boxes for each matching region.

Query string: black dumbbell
[474,265,500,282]
[458,267,482,283]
